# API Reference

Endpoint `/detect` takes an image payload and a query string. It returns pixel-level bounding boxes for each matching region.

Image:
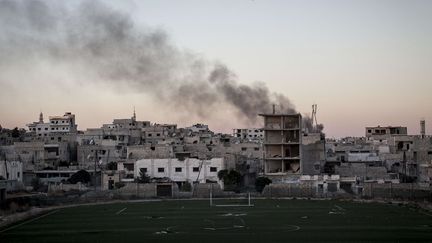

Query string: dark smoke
[0,0,322,130]
[303,116,324,134]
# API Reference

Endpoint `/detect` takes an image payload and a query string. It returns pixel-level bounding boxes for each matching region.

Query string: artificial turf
[1,199,431,243]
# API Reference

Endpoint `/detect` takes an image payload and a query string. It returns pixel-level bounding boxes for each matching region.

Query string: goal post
[209,188,254,207]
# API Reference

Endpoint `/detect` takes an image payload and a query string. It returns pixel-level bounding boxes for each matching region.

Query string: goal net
[209,192,254,207]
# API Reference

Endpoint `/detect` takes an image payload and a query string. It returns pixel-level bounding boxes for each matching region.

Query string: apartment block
[260,113,302,175]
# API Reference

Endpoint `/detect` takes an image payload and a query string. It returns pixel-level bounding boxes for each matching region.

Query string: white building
[0,161,23,182]
[134,158,224,186]
[27,112,77,137]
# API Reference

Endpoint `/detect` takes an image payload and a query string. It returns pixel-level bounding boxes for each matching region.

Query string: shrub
[255,177,272,193]
[114,182,125,189]
[181,181,192,192]
[68,170,91,184]
[137,170,150,183]
[31,177,42,191]
[218,169,242,191]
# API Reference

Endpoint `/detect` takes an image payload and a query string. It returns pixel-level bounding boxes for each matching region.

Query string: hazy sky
[0,0,431,138]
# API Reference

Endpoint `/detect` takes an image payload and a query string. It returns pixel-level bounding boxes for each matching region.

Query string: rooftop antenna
[311,104,318,128]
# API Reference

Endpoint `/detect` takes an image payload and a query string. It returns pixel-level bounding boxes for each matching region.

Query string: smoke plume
[0,0,322,131]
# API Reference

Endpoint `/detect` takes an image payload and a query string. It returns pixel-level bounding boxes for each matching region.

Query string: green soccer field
[1,199,431,243]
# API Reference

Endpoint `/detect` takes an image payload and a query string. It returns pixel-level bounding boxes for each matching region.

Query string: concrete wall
[261,181,340,198]
[302,134,325,175]
[48,182,88,193]
[0,161,23,181]
[135,158,224,185]
[363,183,432,201]
[335,163,390,180]
[127,145,173,159]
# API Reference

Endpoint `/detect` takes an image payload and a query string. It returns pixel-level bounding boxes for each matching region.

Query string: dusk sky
[0,0,431,138]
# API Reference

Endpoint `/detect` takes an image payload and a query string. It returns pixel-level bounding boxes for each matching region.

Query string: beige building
[259,113,302,176]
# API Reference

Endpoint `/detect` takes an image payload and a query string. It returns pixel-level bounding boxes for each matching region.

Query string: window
[38,128,41,131]
[156,133,160,137]
[148,134,152,137]
[45,128,48,130]
[51,128,54,130]
[241,147,247,151]
[140,168,147,173]
[193,167,199,172]
[175,167,182,172]
[158,167,164,173]
[368,129,371,133]
[62,120,64,123]
[254,147,259,151]
[210,167,217,172]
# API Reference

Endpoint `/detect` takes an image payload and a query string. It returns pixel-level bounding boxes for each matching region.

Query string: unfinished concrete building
[260,113,302,176]
[301,133,325,175]
[233,128,264,142]
[365,126,407,141]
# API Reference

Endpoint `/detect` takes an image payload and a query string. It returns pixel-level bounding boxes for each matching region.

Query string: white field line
[334,205,345,211]
[0,210,60,234]
[286,225,301,232]
[419,211,432,217]
[116,207,127,215]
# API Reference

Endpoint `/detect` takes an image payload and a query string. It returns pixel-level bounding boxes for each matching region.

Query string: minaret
[132,106,136,121]
[39,112,44,123]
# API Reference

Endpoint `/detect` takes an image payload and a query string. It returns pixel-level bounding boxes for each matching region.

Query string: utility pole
[311,104,318,131]
[94,149,98,191]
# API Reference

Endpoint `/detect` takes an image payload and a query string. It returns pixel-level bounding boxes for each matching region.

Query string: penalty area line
[116,207,127,215]
[0,209,60,234]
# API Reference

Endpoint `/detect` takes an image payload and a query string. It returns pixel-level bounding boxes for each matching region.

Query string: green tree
[217,169,242,188]
[31,177,41,191]
[107,162,117,170]
[137,169,150,183]
[11,127,20,138]
[68,170,91,184]
[255,177,272,193]
[181,181,192,192]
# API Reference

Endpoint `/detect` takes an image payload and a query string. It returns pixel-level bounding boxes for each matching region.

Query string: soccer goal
[209,191,254,207]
